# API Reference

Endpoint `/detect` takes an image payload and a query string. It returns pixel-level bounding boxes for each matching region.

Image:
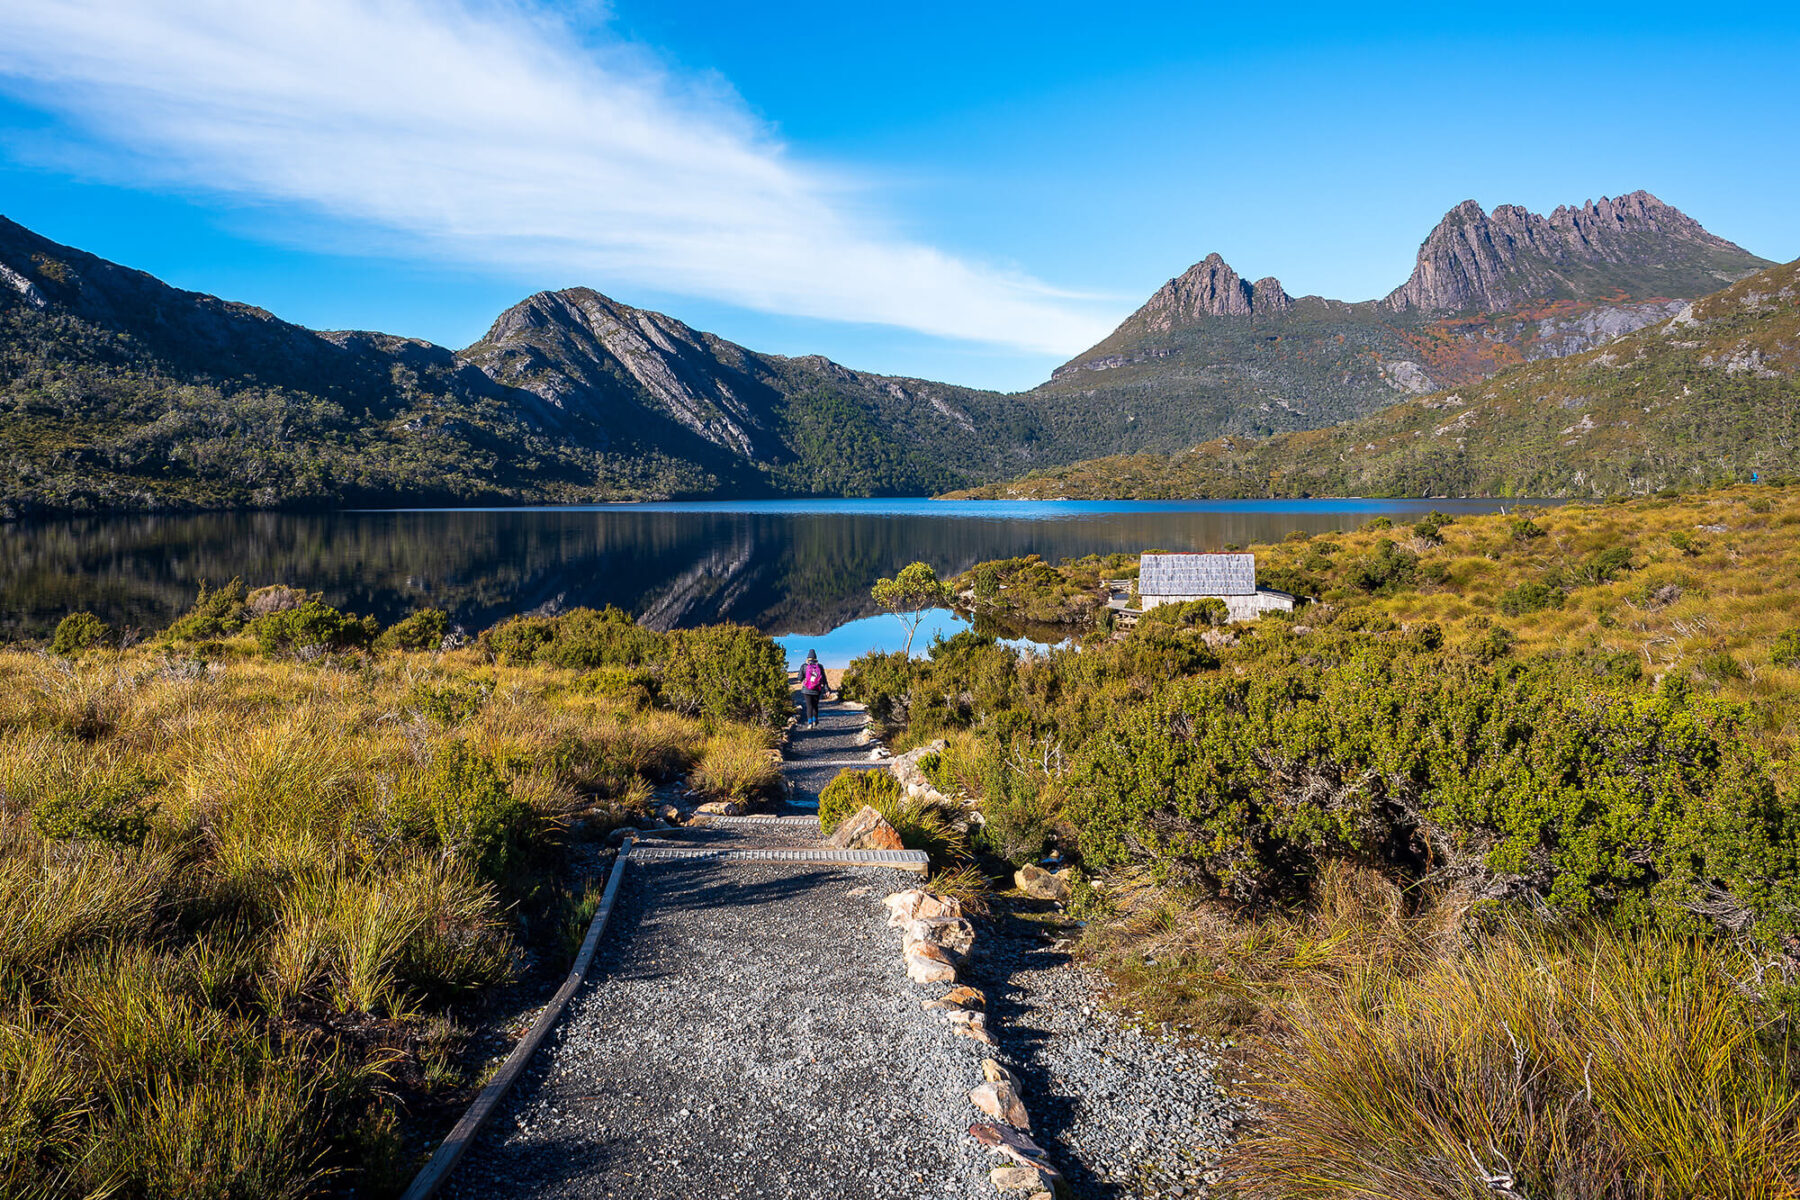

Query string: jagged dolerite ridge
[1383,192,1764,314]
[945,258,1800,500]
[1031,191,1771,453]
[0,218,1039,516]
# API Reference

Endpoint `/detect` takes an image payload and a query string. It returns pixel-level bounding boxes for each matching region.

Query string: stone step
[628,846,928,872]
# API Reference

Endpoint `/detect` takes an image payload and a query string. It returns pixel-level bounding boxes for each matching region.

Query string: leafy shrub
[1066,648,1800,938]
[1510,516,1547,541]
[252,601,379,657]
[1669,530,1705,556]
[405,677,491,725]
[1410,511,1452,543]
[1770,629,1800,668]
[1142,598,1229,629]
[1360,517,1393,531]
[660,624,789,728]
[1498,581,1563,616]
[50,611,113,656]
[161,578,249,642]
[1473,624,1516,661]
[425,742,532,881]
[573,665,659,705]
[32,773,154,846]
[819,768,902,834]
[536,607,662,670]
[482,615,556,665]
[375,607,448,652]
[1579,546,1634,585]
[1259,565,1323,600]
[1345,540,1417,595]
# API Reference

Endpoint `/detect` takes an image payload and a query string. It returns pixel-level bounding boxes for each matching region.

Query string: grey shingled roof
[1139,552,1257,596]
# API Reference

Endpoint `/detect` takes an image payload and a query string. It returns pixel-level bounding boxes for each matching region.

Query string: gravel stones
[964,916,1241,1197]
[442,862,991,1199]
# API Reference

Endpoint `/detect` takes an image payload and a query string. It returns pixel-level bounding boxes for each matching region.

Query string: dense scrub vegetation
[0,588,789,1197]
[949,258,1800,501]
[844,481,1800,1196]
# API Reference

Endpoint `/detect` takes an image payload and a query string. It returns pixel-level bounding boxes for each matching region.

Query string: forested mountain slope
[0,219,1036,516]
[947,258,1800,499]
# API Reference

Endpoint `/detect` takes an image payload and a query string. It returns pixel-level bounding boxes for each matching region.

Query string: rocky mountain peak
[1132,253,1293,332]
[1383,191,1769,314]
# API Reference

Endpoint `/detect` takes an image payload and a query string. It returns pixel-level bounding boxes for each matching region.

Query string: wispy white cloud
[0,0,1113,354]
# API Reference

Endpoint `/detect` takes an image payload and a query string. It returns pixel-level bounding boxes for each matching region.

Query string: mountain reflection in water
[0,498,1526,641]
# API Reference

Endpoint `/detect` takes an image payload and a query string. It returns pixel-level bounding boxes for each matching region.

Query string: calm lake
[0,498,1525,663]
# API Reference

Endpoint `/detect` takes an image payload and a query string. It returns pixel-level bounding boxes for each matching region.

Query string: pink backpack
[801,663,825,691]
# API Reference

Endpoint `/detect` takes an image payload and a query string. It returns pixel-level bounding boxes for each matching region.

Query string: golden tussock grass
[0,641,721,1197]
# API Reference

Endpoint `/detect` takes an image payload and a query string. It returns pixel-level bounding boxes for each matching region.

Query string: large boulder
[1014,864,1071,902]
[905,942,958,985]
[902,916,976,958]
[970,1080,1032,1129]
[827,805,905,851]
[884,889,961,926]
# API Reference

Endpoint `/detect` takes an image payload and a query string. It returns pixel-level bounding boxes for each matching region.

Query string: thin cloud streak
[0,0,1114,355]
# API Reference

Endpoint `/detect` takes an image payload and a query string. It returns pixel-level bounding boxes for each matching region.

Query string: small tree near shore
[872,562,954,657]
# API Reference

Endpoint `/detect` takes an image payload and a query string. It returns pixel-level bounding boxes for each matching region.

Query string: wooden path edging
[398,836,636,1200]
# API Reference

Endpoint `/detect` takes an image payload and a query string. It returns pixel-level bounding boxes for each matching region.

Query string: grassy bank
[842,481,1800,1197]
[0,595,787,1197]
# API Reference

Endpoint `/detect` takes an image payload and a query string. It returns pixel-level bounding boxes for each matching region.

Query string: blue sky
[0,1,1794,391]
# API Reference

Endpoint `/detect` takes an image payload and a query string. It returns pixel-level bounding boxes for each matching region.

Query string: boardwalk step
[629,846,928,871]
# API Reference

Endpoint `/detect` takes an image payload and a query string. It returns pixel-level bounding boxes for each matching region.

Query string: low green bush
[375,607,448,652]
[1142,598,1229,629]
[1498,580,1563,616]
[660,624,789,728]
[161,578,249,642]
[1345,539,1418,595]
[574,665,660,705]
[1579,545,1634,585]
[482,615,556,665]
[251,601,379,657]
[819,768,903,834]
[32,773,154,846]
[1065,645,1800,940]
[425,741,533,881]
[1772,629,1800,668]
[1510,516,1547,541]
[405,677,492,725]
[50,611,113,656]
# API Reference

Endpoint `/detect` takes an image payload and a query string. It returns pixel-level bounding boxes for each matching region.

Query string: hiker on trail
[799,650,828,728]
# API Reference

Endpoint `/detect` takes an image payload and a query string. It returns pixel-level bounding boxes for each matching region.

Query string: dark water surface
[0,498,1526,642]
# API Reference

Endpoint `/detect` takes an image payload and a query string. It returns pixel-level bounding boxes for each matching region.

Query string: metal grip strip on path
[398,836,636,1200]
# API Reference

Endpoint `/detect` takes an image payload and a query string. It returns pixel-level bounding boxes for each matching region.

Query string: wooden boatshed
[1138,552,1295,621]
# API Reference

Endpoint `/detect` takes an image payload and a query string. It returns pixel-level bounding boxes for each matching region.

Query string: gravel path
[967,914,1242,1198]
[434,696,1240,1199]
[782,699,884,810]
[443,862,992,1199]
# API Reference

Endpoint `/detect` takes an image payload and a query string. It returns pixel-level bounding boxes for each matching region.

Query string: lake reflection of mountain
[0,499,1523,640]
